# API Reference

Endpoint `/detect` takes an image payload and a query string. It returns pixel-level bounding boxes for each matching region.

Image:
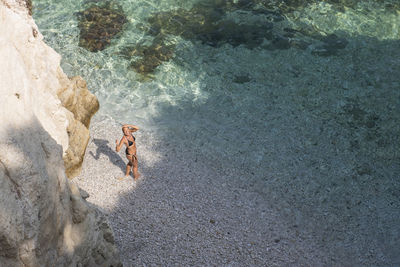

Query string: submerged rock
[122,37,175,75]
[77,2,126,52]
[233,74,251,84]
[127,0,358,75]
[131,5,272,74]
[146,7,273,49]
[271,36,291,49]
[311,34,348,56]
[143,0,350,53]
[146,8,217,42]
[322,34,348,49]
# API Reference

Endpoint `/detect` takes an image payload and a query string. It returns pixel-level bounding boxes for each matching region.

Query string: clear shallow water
[32,0,399,172]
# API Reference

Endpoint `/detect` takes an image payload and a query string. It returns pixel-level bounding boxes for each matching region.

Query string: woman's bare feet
[134,173,141,181]
[117,175,129,181]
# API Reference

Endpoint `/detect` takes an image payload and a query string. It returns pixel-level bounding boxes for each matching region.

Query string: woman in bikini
[115,124,140,181]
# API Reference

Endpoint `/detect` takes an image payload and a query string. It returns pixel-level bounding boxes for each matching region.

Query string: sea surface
[33,0,400,264]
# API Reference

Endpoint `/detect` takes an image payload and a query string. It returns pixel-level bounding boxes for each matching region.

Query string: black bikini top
[126,135,135,146]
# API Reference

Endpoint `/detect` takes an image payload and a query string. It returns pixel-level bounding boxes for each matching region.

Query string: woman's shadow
[89,138,126,172]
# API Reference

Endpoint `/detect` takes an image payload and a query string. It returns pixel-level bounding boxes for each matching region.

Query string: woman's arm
[115,137,125,152]
[123,124,139,133]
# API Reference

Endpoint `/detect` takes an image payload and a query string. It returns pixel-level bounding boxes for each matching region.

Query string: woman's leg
[117,155,133,180]
[125,161,132,177]
[125,154,133,177]
[132,155,140,180]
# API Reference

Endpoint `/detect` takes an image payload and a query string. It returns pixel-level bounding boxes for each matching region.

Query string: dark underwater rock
[289,39,311,50]
[322,34,348,49]
[146,8,217,42]
[146,7,273,49]
[122,38,175,75]
[127,0,359,75]
[233,74,251,84]
[77,3,127,52]
[312,34,348,56]
[272,36,291,49]
[311,46,339,56]
[142,0,352,54]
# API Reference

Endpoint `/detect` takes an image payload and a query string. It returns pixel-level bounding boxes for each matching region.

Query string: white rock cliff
[0,1,121,265]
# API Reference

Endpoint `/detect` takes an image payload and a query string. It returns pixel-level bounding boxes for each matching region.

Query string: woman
[115,124,140,181]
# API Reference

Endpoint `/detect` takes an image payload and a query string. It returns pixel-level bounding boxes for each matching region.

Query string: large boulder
[0,1,120,266]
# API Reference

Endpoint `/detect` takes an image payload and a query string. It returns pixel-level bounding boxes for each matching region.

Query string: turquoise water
[33,0,400,264]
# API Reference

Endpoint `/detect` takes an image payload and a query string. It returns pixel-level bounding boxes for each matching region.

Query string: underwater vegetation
[77,2,126,52]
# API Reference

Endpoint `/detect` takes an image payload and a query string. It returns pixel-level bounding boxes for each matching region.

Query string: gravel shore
[74,114,329,266]
[74,110,399,266]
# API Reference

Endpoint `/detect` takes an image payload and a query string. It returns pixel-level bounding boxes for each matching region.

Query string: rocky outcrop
[0,1,120,266]
[2,0,99,179]
[57,75,99,178]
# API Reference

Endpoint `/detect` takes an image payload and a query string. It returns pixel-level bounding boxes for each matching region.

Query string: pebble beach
[74,109,399,266]
[74,115,328,266]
